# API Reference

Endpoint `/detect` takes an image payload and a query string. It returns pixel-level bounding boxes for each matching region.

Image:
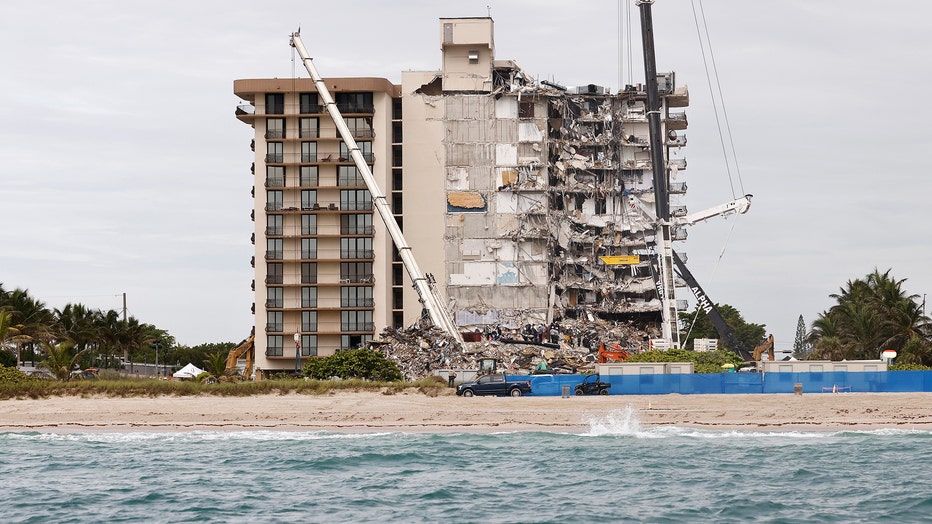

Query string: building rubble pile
[372,316,660,381]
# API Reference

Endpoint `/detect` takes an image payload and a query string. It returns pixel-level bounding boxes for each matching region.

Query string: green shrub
[626,348,743,373]
[0,364,38,385]
[303,348,402,381]
[890,362,932,371]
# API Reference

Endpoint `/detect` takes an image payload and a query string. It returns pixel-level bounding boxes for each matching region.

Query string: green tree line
[0,284,236,377]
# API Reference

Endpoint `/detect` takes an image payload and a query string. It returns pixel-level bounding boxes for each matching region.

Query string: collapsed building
[412,18,690,337]
[235,17,690,373]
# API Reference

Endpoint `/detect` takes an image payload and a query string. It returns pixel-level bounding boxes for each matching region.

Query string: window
[341,214,372,235]
[301,311,318,332]
[301,142,317,162]
[266,238,283,260]
[266,166,284,187]
[266,190,283,211]
[301,238,317,259]
[301,334,318,357]
[338,166,363,186]
[392,98,402,120]
[468,50,479,64]
[518,101,534,118]
[265,118,285,139]
[345,117,374,138]
[266,311,283,332]
[392,170,403,191]
[341,237,372,259]
[300,93,318,114]
[299,166,318,186]
[266,263,283,284]
[391,193,403,214]
[299,117,318,138]
[266,335,284,356]
[340,141,372,162]
[392,264,403,286]
[341,334,371,350]
[266,214,283,235]
[341,310,373,332]
[340,189,372,210]
[340,262,373,283]
[341,286,373,307]
[266,142,283,163]
[301,190,317,210]
[335,92,373,113]
[595,197,607,214]
[301,214,317,235]
[301,286,317,308]
[265,93,284,114]
[301,262,317,284]
[266,287,283,308]
[392,288,403,310]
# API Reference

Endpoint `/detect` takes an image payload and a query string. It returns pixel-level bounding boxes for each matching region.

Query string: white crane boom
[289,31,463,346]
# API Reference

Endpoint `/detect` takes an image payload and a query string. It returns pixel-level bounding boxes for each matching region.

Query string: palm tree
[55,303,102,367]
[2,288,54,366]
[38,340,87,381]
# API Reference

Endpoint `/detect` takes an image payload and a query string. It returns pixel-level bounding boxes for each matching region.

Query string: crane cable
[690,0,745,198]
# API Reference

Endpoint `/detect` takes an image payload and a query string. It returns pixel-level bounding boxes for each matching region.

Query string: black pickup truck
[456,373,532,397]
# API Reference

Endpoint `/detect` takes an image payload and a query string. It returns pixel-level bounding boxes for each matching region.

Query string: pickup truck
[456,373,532,397]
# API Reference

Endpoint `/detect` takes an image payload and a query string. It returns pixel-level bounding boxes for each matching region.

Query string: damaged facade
[407,17,690,340]
[235,16,690,372]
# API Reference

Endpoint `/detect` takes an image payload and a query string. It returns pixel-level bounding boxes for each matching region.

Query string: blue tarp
[510,370,932,396]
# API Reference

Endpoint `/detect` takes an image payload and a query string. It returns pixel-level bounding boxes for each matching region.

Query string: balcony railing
[265,154,283,163]
[265,177,285,187]
[299,128,319,138]
[348,128,374,138]
[338,175,366,187]
[342,298,375,307]
[340,201,373,211]
[669,182,687,194]
[265,227,283,236]
[342,225,374,235]
[341,250,374,259]
[668,158,687,170]
[265,276,283,284]
[301,323,318,332]
[300,250,318,259]
[265,251,284,260]
[336,104,374,114]
[300,104,323,114]
[302,299,318,308]
[301,152,318,162]
[265,300,283,308]
[265,129,285,139]
[339,275,375,284]
[265,347,284,357]
[265,203,283,211]
[301,275,318,284]
[341,322,375,332]
[265,323,284,332]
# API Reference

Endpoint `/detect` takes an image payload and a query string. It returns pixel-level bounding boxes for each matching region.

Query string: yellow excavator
[752,334,775,362]
[225,335,255,379]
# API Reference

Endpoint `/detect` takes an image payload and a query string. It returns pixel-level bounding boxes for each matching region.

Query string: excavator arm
[225,335,255,379]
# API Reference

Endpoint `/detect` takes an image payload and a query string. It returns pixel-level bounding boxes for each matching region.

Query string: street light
[294,332,302,373]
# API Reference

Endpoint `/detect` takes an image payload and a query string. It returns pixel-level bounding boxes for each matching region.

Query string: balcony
[265,203,283,211]
[300,104,323,114]
[340,275,375,284]
[265,227,283,236]
[265,129,285,139]
[265,251,284,260]
[265,276,283,284]
[666,132,687,147]
[340,201,373,211]
[668,158,687,170]
[300,250,318,260]
[265,177,285,188]
[669,182,687,194]
[670,205,688,217]
[301,152,318,162]
[266,154,284,163]
[265,323,284,332]
[301,323,318,332]
[666,112,688,131]
[348,128,374,139]
[265,300,283,308]
[299,127,319,138]
[265,347,284,357]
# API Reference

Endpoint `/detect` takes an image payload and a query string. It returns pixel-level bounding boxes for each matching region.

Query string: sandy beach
[1,391,931,433]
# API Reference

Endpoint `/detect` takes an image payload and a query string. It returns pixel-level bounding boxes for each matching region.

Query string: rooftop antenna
[487,5,491,17]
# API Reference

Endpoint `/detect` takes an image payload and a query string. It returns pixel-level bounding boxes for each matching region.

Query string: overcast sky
[2,1,930,350]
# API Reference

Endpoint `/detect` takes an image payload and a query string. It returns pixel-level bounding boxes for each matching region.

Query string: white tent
[173,363,206,379]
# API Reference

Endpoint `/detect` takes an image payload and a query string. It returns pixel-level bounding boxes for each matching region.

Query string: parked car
[456,373,532,397]
[575,374,610,395]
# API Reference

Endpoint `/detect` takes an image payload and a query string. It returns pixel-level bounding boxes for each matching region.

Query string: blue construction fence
[509,371,932,395]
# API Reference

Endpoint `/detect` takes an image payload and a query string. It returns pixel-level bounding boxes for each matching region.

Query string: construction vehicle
[597,343,632,364]
[753,334,775,362]
[289,32,463,349]
[225,335,255,379]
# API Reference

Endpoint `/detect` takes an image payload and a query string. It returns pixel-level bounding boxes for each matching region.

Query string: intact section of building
[235,17,689,371]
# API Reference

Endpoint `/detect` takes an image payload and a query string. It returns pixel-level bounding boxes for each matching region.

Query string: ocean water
[3,407,931,523]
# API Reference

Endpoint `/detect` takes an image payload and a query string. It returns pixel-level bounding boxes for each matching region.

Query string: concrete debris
[371,316,659,381]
